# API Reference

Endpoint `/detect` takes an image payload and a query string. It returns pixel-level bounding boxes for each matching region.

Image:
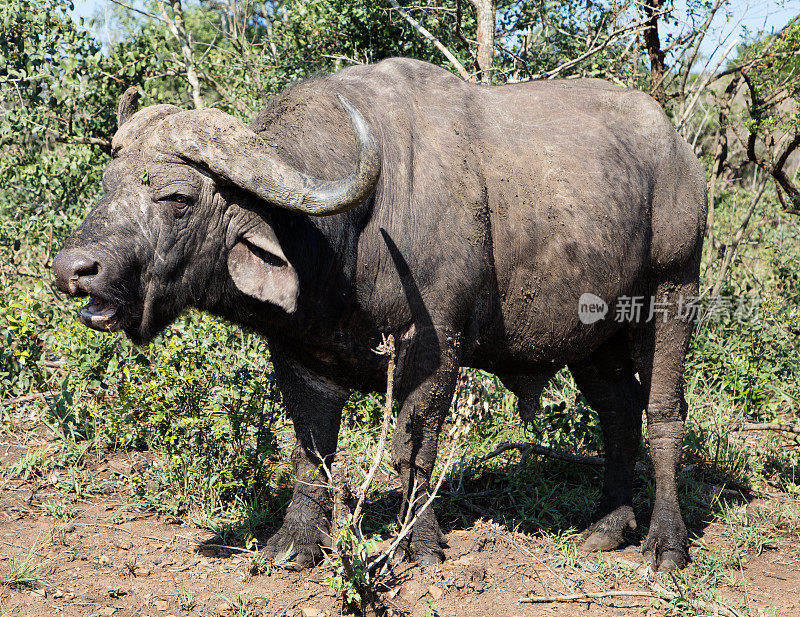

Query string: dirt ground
[1,448,799,617]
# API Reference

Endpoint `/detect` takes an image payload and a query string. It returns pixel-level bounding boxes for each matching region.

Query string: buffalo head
[52,87,381,343]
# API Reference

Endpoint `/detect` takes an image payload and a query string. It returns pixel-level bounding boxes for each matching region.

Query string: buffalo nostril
[74,261,100,279]
[52,251,102,296]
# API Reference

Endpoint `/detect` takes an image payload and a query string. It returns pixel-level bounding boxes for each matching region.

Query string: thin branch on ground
[0,392,59,407]
[519,589,743,617]
[481,442,746,500]
[614,557,745,617]
[739,422,800,435]
[480,442,605,467]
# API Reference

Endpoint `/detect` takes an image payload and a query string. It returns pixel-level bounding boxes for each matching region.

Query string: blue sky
[69,0,798,67]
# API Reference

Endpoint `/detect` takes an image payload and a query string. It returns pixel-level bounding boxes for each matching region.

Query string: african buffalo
[53,58,706,572]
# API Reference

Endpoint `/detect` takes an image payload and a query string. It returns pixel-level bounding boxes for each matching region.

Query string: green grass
[39,498,78,520]
[0,539,53,591]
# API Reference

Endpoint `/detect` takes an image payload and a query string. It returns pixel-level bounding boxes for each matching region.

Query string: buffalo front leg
[392,326,461,565]
[265,358,349,569]
[633,281,695,572]
[569,331,644,552]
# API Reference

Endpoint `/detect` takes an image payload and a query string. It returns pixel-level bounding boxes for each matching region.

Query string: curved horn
[153,95,381,216]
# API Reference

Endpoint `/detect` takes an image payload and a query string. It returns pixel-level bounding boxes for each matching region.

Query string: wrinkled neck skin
[207,191,375,373]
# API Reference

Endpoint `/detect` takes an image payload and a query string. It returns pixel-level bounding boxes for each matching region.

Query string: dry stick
[481,442,605,467]
[677,0,725,99]
[319,335,396,614]
[157,0,204,109]
[176,535,256,554]
[519,589,743,616]
[739,422,800,435]
[372,442,460,576]
[728,519,751,614]
[70,523,133,536]
[385,0,471,80]
[495,531,577,595]
[481,442,745,500]
[616,557,745,617]
[276,592,316,617]
[352,335,396,525]
[0,391,59,407]
[675,37,739,132]
[710,176,769,297]
[703,77,740,268]
[520,589,671,602]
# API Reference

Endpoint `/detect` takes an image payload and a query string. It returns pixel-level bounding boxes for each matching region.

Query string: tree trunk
[642,0,667,106]
[158,0,204,109]
[704,76,739,266]
[469,0,495,84]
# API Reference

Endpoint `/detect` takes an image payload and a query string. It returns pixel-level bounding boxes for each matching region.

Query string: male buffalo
[53,58,706,572]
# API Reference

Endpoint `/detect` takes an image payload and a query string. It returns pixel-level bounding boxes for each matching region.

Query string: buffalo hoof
[642,514,688,572]
[263,523,331,570]
[646,548,686,572]
[413,547,445,566]
[580,505,636,552]
[398,531,446,565]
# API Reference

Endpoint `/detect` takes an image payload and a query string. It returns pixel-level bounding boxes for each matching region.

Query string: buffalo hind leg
[569,333,643,552]
[633,280,695,572]
[264,357,349,569]
[392,325,461,564]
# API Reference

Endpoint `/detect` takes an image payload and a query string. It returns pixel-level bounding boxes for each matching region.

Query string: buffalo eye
[158,193,194,213]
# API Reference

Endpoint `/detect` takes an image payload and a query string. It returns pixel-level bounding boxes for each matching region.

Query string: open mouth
[78,298,122,332]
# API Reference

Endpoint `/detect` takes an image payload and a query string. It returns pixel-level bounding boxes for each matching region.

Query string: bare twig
[675,37,739,131]
[480,442,605,467]
[107,0,167,23]
[53,134,112,153]
[386,0,471,80]
[615,557,745,617]
[728,519,751,613]
[520,589,671,602]
[352,335,396,524]
[0,391,59,407]
[710,176,769,297]
[482,442,746,500]
[156,0,204,109]
[372,441,460,575]
[519,586,742,617]
[739,422,800,435]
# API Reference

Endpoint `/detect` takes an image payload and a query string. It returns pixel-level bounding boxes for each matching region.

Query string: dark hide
[52,58,706,572]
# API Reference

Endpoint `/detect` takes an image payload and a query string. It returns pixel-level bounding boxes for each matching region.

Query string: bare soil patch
[1,444,799,617]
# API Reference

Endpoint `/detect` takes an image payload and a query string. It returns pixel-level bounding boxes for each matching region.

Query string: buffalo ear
[117,86,141,128]
[227,227,299,313]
